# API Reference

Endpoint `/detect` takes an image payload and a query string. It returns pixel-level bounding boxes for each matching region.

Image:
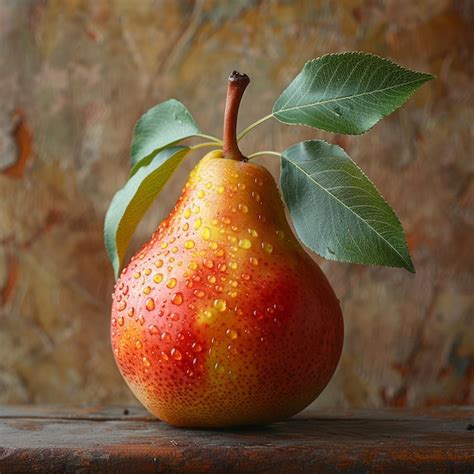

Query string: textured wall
[0,0,472,408]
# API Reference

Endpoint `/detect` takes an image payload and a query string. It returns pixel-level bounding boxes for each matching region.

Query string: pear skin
[111,150,343,427]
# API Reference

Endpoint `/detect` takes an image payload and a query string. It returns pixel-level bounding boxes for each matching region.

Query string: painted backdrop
[0,0,473,408]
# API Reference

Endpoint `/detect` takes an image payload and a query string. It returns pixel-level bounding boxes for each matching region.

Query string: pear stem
[223,71,250,161]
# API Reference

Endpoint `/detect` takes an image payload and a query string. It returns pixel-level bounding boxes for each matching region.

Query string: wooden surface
[0,406,473,473]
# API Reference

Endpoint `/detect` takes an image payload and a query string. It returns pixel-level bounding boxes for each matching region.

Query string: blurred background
[0,0,472,408]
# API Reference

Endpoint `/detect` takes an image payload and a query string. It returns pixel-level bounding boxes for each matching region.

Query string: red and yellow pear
[111,72,343,427]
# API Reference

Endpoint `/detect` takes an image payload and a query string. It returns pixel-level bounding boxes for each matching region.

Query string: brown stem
[223,71,250,161]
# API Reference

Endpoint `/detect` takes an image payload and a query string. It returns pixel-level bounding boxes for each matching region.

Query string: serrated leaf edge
[273,52,435,136]
[281,139,415,272]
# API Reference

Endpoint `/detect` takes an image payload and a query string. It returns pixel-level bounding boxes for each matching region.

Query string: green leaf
[273,52,434,135]
[104,146,189,278]
[281,140,414,272]
[130,99,200,170]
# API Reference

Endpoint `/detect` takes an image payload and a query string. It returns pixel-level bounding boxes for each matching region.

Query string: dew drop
[161,242,168,249]
[183,222,189,231]
[192,342,203,352]
[170,312,179,321]
[144,268,152,276]
[203,258,214,269]
[117,316,124,326]
[194,289,205,298]
[221,216,231,225]
[247,228,258,238]
[166,278,177,289]
[192,206,200,214]
[201,227,211,240]
[209,241,218,250]
[238,203,248,213]
[194,218,202,230]
[143,286,151,295]
[127,307,135,318]
[188,261,198,270]
[148,324,159,334]
[262,242,273,253]
[161,351,169,361]
[172,292,183,305]
[249,257,259,266]
[153,273,163,283]
[184,208,191,218]
[214,362,225,373]
[122,285,129,295]
[226,329,238,340]
[213,298,227,312]
[171,348,182,360]
[117,301,127,311]
[241,273,251,281]
[138,314,145,325]
[216,186,224,194]
[143,357,151,367]
[146,298,155,311]
[155,259,164,268]
[184,240,195,249]
[111,317,117,327]
[133,272,141,279]
[135,340,143,349]
[208,275,217,283]
[237,182,246,190]
[229,261,238,270]
[239,239,252,249]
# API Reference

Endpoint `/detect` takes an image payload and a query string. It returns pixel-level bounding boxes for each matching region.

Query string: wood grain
[1,406,473,473]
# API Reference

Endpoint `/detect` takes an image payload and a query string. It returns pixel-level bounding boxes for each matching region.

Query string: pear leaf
[105,146,189,278]
[281,140,414,272]
[273,52,434,135]
[130,99,200,171]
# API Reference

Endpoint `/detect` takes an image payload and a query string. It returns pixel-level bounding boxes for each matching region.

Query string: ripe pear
[110,73,343,427]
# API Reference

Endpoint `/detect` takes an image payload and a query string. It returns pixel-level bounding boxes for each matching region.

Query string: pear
[111,72,343,427]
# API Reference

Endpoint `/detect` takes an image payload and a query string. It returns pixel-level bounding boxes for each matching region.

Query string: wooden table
[1,405,473,473]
